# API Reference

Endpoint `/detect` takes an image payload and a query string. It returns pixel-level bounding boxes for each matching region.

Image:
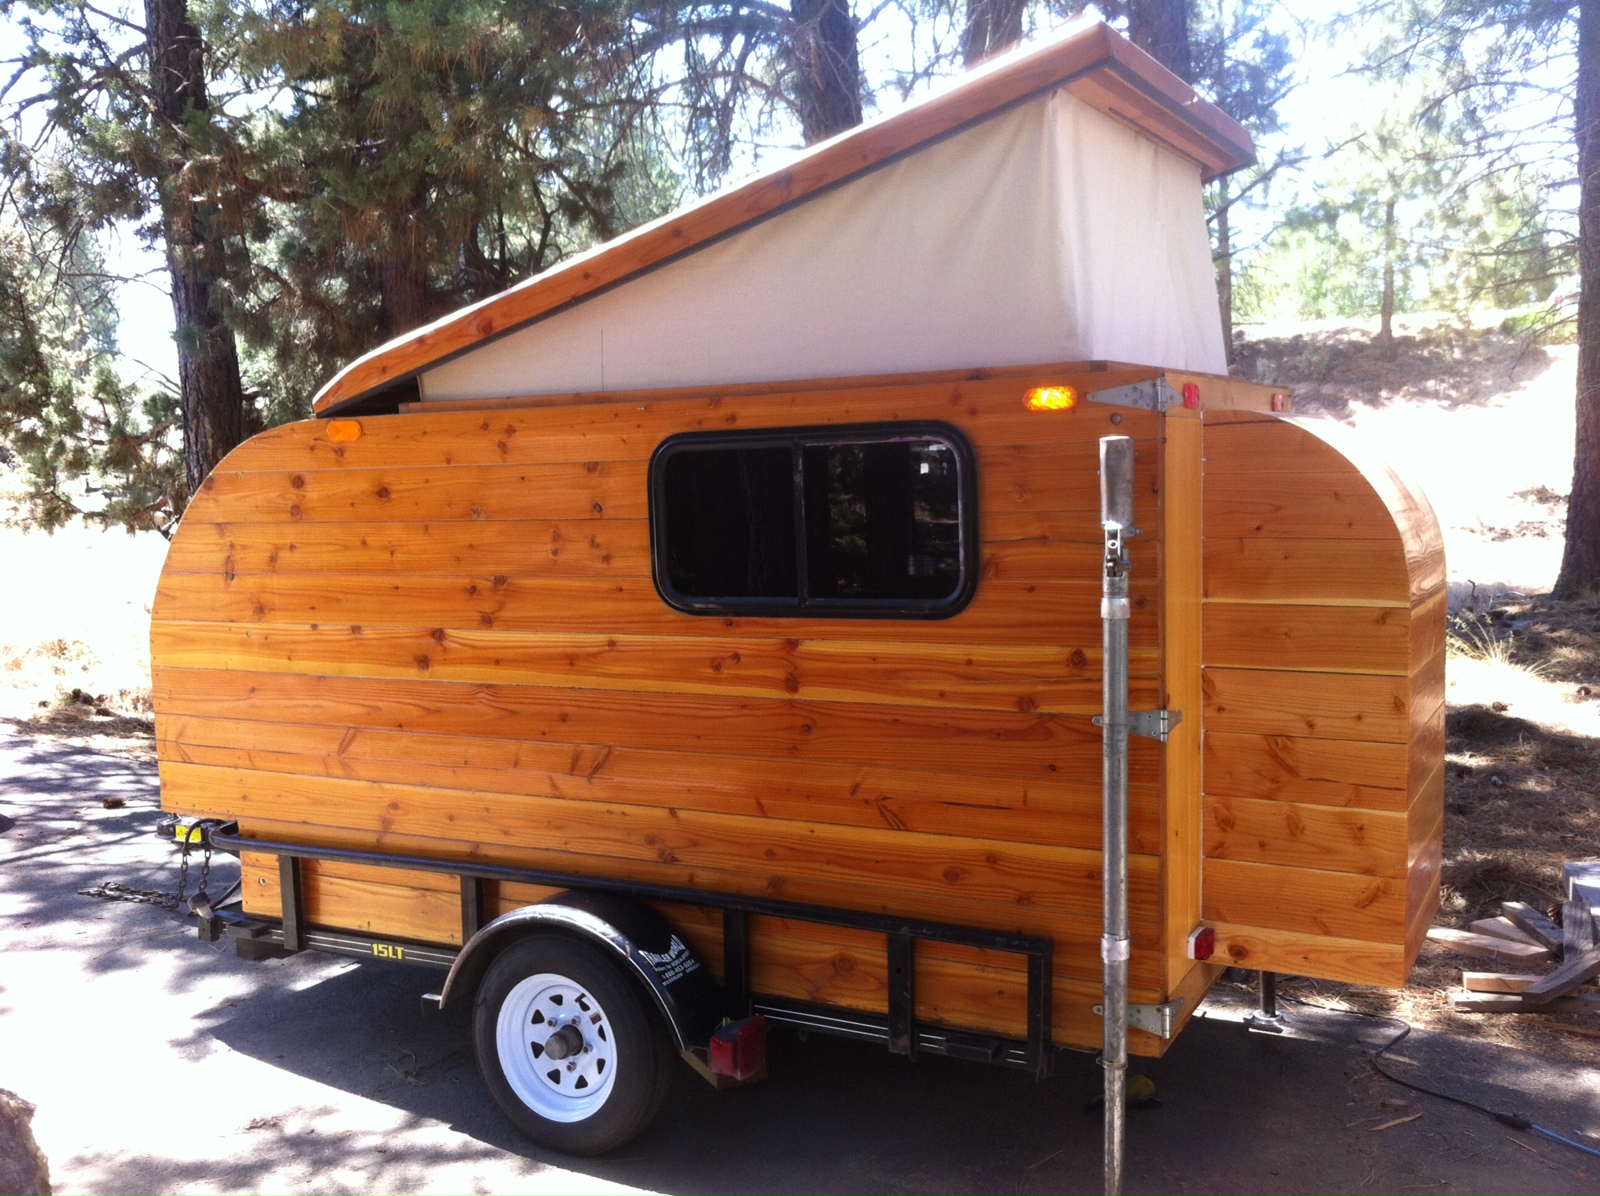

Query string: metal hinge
[1093,709,1183,742]
[1093,997,1187,1039]
[1086,379,1182,412]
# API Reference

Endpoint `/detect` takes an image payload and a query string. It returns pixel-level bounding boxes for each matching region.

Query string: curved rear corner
[1199,409,1445,986]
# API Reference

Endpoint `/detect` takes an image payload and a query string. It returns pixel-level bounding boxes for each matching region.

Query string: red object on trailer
[710,1016,768,1081]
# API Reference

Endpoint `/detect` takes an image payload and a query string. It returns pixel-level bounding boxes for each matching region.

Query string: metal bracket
[1093,708,1183,743]
[1086,379,1182,413]
[1093,998,1186,1039]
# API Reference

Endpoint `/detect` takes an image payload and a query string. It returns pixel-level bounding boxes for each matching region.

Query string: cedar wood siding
[154,366,1186,1055]
[1200,409,1446,985]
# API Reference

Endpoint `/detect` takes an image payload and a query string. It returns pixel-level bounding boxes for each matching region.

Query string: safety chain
[79,819,221,912]
[174,822,216,913]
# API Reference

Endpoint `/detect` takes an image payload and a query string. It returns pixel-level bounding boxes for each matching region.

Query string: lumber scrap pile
[1427,862,1600,1020]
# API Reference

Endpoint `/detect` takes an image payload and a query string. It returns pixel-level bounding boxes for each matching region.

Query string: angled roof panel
[313,20,1252,414]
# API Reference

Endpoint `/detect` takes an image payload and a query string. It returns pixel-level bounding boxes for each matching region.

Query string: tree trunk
[962,0,1027,66]
[1379,196,1397,362]
[1556,0,1600,598]
[379,235,432,340]
[1214,177,1234,366]
[790,0,861,144]
[1127,0,1192,84]
[146,0,246,496]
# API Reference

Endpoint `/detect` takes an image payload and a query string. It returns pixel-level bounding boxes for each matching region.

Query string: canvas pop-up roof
[314,16,1255,414]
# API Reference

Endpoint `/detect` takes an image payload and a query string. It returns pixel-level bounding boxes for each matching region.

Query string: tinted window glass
[652,423,975,618]
[663,445,797,599]
[802,440,961,601]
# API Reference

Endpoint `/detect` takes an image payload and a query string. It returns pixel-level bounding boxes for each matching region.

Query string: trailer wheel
[474,935,672,1155]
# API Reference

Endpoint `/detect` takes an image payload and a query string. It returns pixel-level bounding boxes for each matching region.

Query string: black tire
[473,934,673,1155]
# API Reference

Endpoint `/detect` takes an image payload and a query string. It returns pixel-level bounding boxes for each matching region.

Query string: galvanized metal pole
[1099,436,1135,1196]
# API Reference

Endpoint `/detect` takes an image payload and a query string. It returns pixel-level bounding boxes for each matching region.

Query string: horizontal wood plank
[1201,537,1414,607]
[152,667,1149,783]
[152,573,1161,649]
[242,854,463,943]
[165,519,653,579]
[162,760,1163,921]
[194,442,1158,528]
[1203,470,1400,541]
[1202,857,1405,943]
[1201,667,1414,743]
[162,516,1157,584]
[1203,795,1408,877]
[1205,922,1407,986]
[151,620,1159,716]
[162,719,1163,853]
[1201,731,1408,810]
[1202,602,1412,675]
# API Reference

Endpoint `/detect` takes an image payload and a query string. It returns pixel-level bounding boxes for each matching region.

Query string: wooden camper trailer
[153,20,1445,1154]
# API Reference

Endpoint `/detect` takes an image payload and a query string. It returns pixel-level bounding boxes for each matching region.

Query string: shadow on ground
[193,953,1600,1195]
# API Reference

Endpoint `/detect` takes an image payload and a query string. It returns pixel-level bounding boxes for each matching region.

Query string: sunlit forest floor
[2,318,1594,1060]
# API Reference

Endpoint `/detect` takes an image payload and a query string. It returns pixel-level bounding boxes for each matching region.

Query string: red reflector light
[1271,392,1287,412]
[1181,383,1201,410]
[709,1015,767,1080]
[1187,926,1215,961]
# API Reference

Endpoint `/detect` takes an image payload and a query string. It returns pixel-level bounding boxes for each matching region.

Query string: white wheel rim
[496,972,620,1123]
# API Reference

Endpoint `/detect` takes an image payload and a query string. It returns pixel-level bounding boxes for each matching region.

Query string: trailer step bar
[198,825,1056,1077]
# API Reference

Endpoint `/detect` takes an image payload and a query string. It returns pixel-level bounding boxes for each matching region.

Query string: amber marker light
[1025,385,1078,412]
[326,419,363,442]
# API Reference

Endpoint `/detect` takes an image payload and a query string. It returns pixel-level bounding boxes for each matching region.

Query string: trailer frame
[195,824,1057,1077]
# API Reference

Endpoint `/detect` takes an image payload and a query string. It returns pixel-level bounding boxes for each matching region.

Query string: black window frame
[648,420,980,619]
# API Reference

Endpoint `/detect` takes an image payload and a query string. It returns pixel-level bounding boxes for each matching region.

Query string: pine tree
[1364,1,1593,596]
[1,0,256,504]
[1189,1,1295,362]
[0,187,182,532]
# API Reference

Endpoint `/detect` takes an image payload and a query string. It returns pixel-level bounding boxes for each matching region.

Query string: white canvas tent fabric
[420,85,1227,403]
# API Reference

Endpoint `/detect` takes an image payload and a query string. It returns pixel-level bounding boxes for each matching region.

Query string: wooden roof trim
[312,20,1254,414]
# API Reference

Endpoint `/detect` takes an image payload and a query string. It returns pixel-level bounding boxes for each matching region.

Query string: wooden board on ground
[1425,927,1554,966]
[1466,917,1544,948]
[1498,902,1565,954]
[1448,992,1600,1014]
[1460,972,1542,993]
[1522,946,1600,999]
